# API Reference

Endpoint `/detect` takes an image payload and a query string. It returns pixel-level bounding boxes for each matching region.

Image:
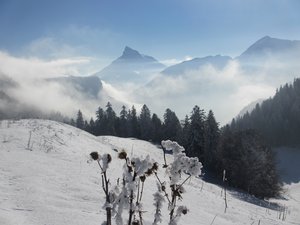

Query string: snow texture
[0,119,299,225]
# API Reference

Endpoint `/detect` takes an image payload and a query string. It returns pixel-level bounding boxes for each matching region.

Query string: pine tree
[186,106,205,162]
[70,118,76,127]
[162,108,182,143]
[151,113,163,143]
[218,129,281,198]
[89,117,96,135]
[204,110,220,170]
[181,115,190,150]
[76,110,84,129]
[95,107,105,135]
[118,105,128,137]
[105,102,116,135]
[128,106,140,138]
[139,104,153,141]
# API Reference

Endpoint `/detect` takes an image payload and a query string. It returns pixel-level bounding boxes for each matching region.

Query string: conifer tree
[186,106,206,162]
[95,107,105,135]
[162,108,182,143]
[139,104,153,141]
[218,129,281,198]
[128,106,140,138]
[118,105,128,137]
[76,110,84,129]
[181,115,190,149]
[151,113,163,143]
[204,110,220,170]
[105,102,116,135]
[89,117,96,135]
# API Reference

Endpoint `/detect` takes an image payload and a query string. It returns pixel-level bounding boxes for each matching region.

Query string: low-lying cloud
[0,51,141,121]
[1,50,299,125]
[133,59,299,124]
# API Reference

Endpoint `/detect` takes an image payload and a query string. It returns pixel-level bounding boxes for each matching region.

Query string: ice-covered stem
[169,206,188,225]
[90,152,112,225]
[154,172,171,204]
[102,170,112,224]
[119,151,156,225]
[160,140,203,225]
[139,177,145,202]
[169,184,177,221]
[153,183,165,225]
[161,144,168,168]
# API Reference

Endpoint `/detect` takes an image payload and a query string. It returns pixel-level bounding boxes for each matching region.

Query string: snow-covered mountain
[162,55,232,76]
[238,36,300,61]
[0,119,299,225]
[94,46,165,84]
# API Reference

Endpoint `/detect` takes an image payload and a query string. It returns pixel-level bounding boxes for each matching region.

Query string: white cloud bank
[134,59,299,124]
[1,49,299,125]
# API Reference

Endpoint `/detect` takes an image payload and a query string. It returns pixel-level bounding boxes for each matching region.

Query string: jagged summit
[94,46,165,84]
[120,46,143,59]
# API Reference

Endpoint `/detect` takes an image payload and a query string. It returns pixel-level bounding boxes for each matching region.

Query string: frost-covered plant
[90,152,113,225]
[153,183,165,225]
[155,140,202,225]
[116,150,157,225]
[90,140,202,225]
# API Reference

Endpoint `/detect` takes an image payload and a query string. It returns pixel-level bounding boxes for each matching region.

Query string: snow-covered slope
[0,119,299,225]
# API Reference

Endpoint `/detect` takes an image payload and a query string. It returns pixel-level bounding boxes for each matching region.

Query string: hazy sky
[1,0,300,69]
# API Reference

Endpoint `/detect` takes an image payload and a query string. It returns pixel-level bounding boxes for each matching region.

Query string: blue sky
[1,0,300,66]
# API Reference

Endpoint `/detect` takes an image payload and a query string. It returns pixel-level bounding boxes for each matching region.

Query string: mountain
[47,75,103,99]
[94,46,165,84]
[236,98,265,118]
[231,78,300,147]
[162,55,232,76]
[1,119,299,224]
[238,36,300,61]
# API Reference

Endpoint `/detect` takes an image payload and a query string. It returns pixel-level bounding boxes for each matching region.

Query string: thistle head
[118,150,127,160]
[90,152,99,161]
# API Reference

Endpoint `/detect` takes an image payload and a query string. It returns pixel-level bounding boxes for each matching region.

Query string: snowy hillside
[0,119,299,225]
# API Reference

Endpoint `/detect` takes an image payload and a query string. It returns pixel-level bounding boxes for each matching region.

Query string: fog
[1,50,299,125]
[132,57,300,124]
[0,51,138,120]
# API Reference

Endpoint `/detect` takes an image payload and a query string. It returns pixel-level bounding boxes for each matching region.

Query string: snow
[0,119,299,225]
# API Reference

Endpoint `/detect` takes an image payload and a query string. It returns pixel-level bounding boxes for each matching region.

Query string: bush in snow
[90,140,202,225]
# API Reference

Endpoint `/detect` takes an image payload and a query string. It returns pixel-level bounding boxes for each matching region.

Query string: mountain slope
[0,119,299,225]
[162,55,232,76]
[232,78,300,147]
[47,75,103,99]
[238,36,300,61]
[94,46,165,84]
[236,98,265,118]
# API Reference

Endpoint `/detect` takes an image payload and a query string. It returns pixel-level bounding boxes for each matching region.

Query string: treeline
[232,78,300,147]
[73,103,220,167]
[72,102,281,198]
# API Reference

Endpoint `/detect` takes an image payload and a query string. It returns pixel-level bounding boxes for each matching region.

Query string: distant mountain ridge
[238,36,300,61]
[93,36,300,80]
[162,55,232,76]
